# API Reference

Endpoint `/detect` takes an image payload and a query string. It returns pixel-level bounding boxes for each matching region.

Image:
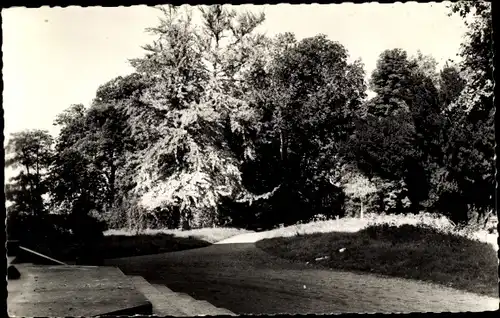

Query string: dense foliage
[5,3,494,234]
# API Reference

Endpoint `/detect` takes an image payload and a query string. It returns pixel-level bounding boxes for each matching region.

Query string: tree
[356,47,455,213]
[49,105,104,216]
[441,1,495,222]
[339,165,378,218]
[368,48,415,116]
[438,63,466,108]
[418,2,494,224]
[243,34,367,225]
[49,75,134,219]
[5,130,54,216]
[51,103,129,217]
[85,103,129,208]
[124,5,269,229]
[91,73,157,228]
[410,50,440,88]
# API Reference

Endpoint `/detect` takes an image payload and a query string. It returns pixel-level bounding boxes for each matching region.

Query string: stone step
[198,300,236,316]
[153,284,236,316]
[8,256,16,266]
[128,275,186,317]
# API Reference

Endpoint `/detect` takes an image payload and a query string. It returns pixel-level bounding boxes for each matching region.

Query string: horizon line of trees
[6,2,495,235]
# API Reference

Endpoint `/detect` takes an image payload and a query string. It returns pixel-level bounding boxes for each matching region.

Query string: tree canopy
[6,3,495,231]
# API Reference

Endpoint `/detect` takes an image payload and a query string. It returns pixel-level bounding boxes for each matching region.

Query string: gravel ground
[105,232,498,314]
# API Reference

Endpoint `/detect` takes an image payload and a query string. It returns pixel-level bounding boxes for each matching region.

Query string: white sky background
[2,2,467,177]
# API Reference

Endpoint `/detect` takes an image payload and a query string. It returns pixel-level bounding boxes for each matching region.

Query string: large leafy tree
[361,51,468,217]
[124,5,268,228]
[92,73,156,223]
[5,130,54,216]
[438,62,466,108]
[350,48,453,213]
[367,48,415,117]
[49,100,129,217]
[49,104,106,215]
[406,52,444,207]
[243,34,367,224]
[432,1,494,222]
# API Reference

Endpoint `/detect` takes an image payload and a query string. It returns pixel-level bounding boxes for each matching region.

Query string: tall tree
[49,104,107,215]
[422,1,494,223]
[368,48,415,117]
[445,1,494,222]
[353,48,447,212]
[5,130,54,216]
[92,73,155,224]
[244,34,367,224]
[50,101,130,216]
[438,63,466,108]
[411,50,440,88]
[125,5,268,229]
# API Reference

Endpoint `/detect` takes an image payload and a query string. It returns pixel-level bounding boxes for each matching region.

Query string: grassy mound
[257,224,498,297]
[251,212,497,251]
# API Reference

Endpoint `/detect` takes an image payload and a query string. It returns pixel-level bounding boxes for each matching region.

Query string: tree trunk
[108,163,116,208]
[280,130,285,161]
[25,164,36,215]
[360,201,364,219]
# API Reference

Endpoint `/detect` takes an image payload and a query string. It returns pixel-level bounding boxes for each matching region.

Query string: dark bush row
[6,211,107,264]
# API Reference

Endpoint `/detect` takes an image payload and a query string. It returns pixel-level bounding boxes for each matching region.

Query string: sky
[2,2,467,145]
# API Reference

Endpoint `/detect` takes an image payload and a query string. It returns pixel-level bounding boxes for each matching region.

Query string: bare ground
[105,232,498,314]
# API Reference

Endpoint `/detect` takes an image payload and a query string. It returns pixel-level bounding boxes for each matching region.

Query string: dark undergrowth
[98,233,211,259]
[8,213,212,265]
[256,224,498,298]
[16,234,211,265]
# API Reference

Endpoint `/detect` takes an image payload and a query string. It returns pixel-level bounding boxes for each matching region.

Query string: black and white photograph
[3,1,498,316]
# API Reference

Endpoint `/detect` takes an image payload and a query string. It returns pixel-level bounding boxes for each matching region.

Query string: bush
[7,211,72,244]
[100,205,129,229]
[6,210,107,263]
[7,212,73,260]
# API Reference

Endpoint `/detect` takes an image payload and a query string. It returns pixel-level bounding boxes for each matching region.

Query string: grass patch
[104,227,253,244]
[256,224,498,297]
[18,227,250,264]
[18,233,211,264]
[98,233,211,259]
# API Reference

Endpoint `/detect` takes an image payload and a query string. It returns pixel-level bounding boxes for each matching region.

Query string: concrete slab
[7,264,152,317]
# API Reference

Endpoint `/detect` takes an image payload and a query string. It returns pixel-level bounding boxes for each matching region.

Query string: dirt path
[106,233,498,314]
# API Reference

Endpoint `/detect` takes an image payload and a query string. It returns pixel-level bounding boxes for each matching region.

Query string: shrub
[100,204,129,229]
[6,209,107,263]
[309,214,329,222]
